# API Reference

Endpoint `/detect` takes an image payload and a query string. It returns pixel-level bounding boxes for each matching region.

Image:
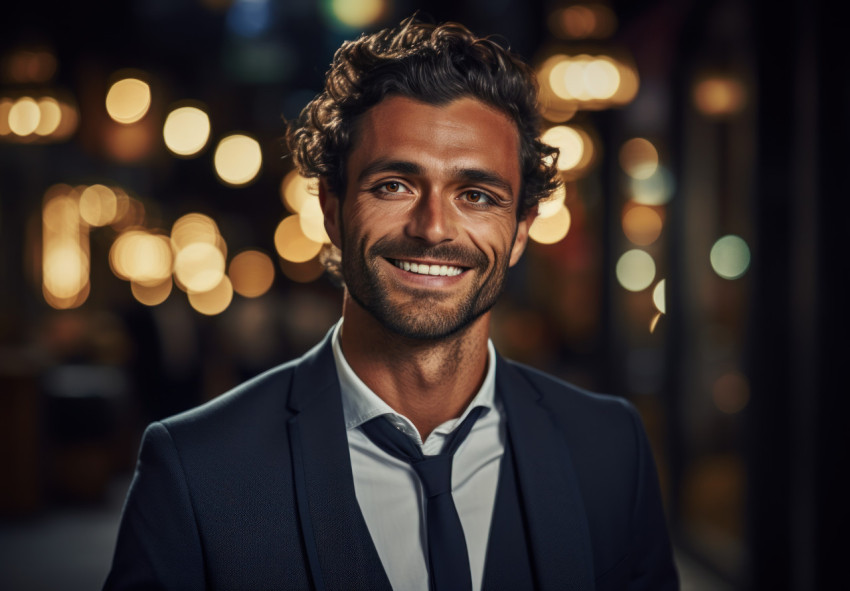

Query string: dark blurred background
[1,0,846,589]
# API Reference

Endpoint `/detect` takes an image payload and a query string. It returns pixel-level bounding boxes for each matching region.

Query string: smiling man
[105,17,678,591]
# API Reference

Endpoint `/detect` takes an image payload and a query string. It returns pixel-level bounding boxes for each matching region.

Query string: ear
[508,206,537,267]
[319,179,342,249]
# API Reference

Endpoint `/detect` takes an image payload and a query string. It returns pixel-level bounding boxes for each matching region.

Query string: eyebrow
[357,158,516,196]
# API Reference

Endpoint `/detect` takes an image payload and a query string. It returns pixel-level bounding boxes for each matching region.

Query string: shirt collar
[331,320,497,444]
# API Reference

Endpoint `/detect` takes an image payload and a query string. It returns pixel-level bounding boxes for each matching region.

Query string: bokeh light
[328,0,387,28]
[188,276,234,315]
[298,197,330,244]
[53,100,80,140]
[8,97,40,136]
[34,97,61,136]
[214,134,262,186]
[109,230,173,286]
[281,170,319,213]
[279,255,326,283]
[710,234,751,279]
[131,277,173,306]
[171,213,221,252]
[229,250,275,297]
[616,249,656,291]
[619,137,659,179]
[622,204,663,246]
[0,98,13,136]
[693,76,747,117]
[584,57,620,99]
[713,371,750,414]
[274,215,323,263]
[105,77,151,124]
[549,3,618,39]
[653,279,666,313]
[79,184,118,227]
[529,204,571,244]
[537,183,567,218]
[174,242,226,293]
[542,125,593,173]
[163,105,211,156]
[631,165,674,206]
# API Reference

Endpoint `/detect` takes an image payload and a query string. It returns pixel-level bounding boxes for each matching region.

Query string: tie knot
[412,455,454,498]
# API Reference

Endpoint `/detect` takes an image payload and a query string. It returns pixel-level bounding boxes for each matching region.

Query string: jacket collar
[287,330,392,591]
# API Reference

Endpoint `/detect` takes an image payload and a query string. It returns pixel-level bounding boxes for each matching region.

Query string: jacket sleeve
[624,403,680,590]
[103,422,206,591]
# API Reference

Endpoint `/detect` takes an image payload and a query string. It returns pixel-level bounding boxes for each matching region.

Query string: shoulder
[501,358,638,426]
[152,332,336,455]
[498,357,645,464]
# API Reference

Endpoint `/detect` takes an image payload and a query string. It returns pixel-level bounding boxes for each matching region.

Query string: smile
[390,259,464,277]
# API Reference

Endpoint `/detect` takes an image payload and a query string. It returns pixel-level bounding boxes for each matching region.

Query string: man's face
[322,95,532,340]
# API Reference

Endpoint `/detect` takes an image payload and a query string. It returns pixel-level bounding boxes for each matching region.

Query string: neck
[339,294,491,441]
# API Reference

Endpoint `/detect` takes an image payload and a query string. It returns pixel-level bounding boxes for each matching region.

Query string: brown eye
[385,182,400,192]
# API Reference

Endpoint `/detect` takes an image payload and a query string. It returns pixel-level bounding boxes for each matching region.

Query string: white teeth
[392,259,463,277]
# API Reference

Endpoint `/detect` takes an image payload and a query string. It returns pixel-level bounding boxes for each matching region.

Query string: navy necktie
[361,406,485,591]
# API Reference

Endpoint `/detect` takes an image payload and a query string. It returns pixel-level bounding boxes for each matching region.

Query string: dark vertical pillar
[747,0,796,588]
[813,0,850,585]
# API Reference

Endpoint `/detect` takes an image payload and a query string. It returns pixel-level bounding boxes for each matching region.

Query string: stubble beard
[340,232,513,341]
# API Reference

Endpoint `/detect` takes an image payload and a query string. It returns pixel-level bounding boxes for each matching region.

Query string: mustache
[368,237,486,268]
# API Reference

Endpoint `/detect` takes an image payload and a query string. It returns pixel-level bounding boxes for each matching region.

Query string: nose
[404,189,458,245]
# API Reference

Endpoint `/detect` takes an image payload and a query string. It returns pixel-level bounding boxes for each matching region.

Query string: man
[105,17,678,591]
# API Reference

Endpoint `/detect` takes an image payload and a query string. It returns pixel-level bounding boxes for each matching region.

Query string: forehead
[348,96,521,190]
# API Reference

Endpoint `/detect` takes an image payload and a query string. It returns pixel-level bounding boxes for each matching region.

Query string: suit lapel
[287,333,392,591]
[496,356,595,590]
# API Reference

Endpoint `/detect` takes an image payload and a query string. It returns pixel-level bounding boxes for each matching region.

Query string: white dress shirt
[331,321,505,591]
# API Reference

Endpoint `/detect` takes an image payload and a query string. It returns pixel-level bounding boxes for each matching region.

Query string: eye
[461,190,493,205]
[374,181,411,194]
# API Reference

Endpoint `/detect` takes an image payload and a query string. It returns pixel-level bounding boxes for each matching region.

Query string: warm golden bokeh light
[188,276,234,315]
[163,105,211,156]
[34,97,61,136]
[42,192,80,233]
[42,242,89,298]
[713,371,750,414]
[693,76,747,117]
[229,250,275,298]
[537,183,567,218]
[584,57,620,99]
[0,98,13,135]
[281,170,319,214]
[171,213,221,252]
[79,184,118,227]
[298,198,331,244]
[106,77,151,124]
[109,230,173,285]
[710,234,751,279]
[8,97,41,136]
[622,204,663,246]
[274,215,323,263]
[53,100,79,140]
[174,242,226,293]
[330,0,386,27]
[279,255,326,283]
[43,280,90,310]
[542,125,593,173]
[616,249,656,292]
[551,3,618,39]
[131,277,173,306]
[214,134,262,186]
[653,279,666,314]
[619,137,659,179]
[529,204,571,244]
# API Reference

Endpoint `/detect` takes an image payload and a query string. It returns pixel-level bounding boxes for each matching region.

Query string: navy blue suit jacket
[105,331,678,590]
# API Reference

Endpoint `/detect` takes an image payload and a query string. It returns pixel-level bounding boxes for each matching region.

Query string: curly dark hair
[286,16,560,220]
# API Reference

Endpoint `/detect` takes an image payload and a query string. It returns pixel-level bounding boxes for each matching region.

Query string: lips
[389,259,464,277]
